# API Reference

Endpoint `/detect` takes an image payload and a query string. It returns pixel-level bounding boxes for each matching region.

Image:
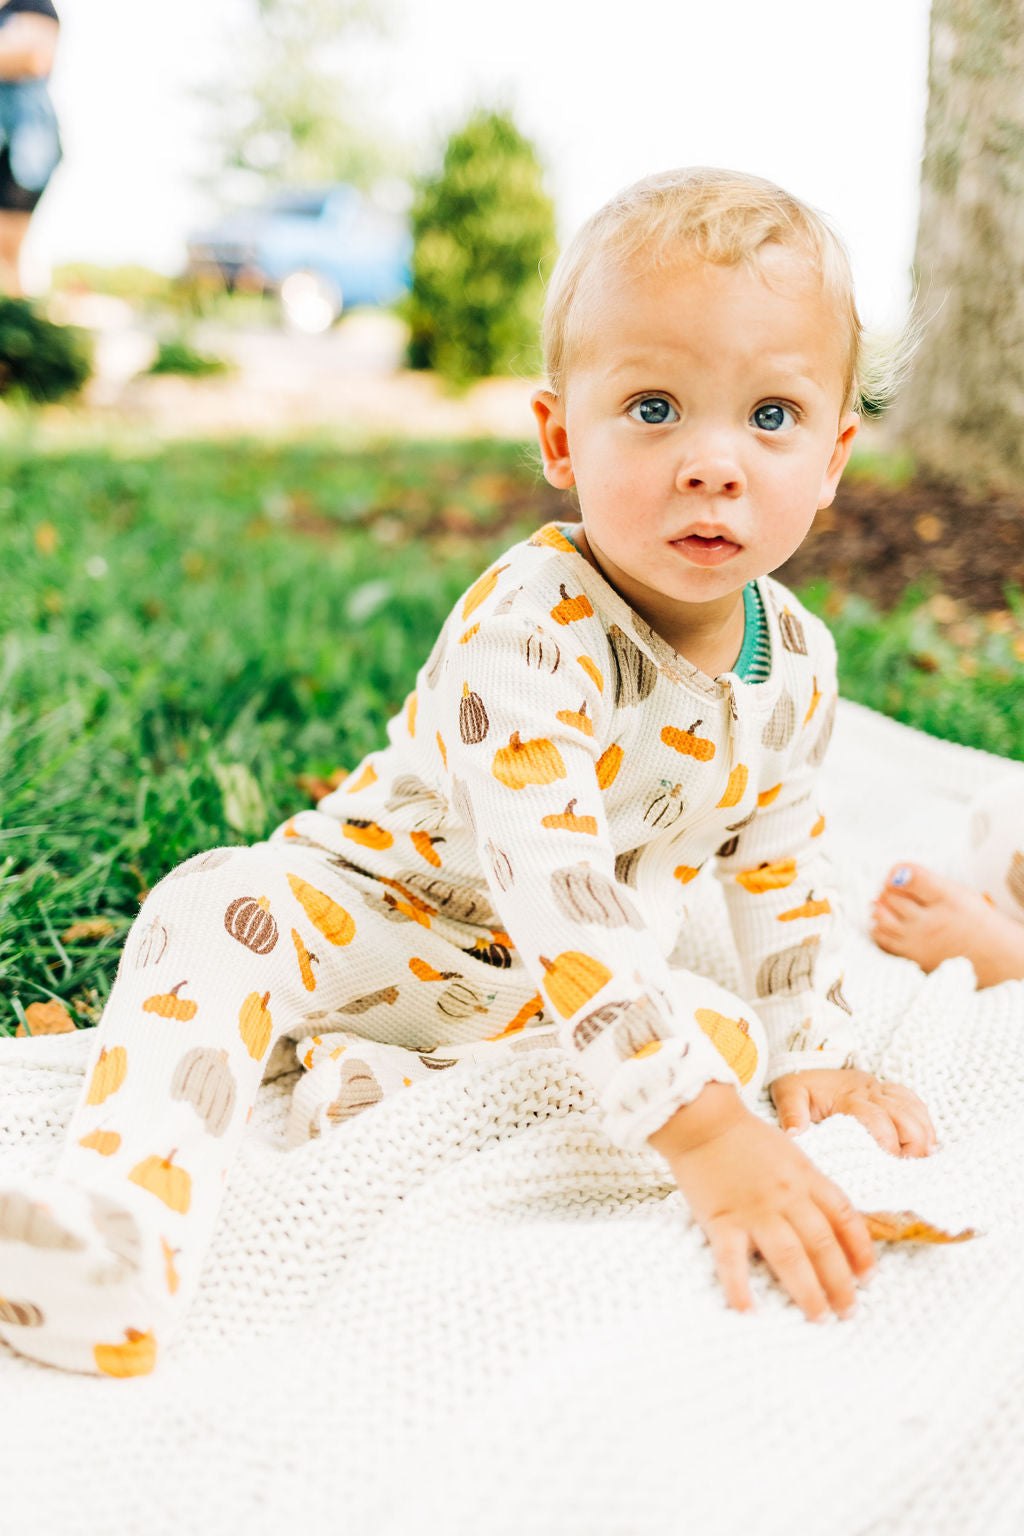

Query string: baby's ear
[818,411,859,510]
[532,390,575,489]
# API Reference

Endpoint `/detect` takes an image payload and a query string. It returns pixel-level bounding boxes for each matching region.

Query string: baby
[0,166,936,1377]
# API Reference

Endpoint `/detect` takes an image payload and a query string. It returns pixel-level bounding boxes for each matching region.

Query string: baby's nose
[675,454,746,497]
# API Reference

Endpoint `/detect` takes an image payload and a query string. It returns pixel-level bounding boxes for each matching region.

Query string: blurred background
[2,0,1023,1031]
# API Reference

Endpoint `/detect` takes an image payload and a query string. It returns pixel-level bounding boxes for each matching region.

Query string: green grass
[1,437,1021,1034]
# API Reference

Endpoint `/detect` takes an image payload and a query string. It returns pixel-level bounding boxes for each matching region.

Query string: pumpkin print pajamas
[0,521,856,1376]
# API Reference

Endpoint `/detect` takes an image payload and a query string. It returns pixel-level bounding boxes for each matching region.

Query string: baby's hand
[650,1083,877,1321]
[770,1068,937,1158]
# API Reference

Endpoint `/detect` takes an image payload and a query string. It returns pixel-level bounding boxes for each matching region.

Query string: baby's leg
[0,843,374,1375]
[871,776,1024,987]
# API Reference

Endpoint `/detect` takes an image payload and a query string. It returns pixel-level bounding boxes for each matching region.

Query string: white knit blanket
[2,700,1023,1536]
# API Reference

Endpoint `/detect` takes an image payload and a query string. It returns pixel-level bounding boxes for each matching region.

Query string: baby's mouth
[671,533,743,566]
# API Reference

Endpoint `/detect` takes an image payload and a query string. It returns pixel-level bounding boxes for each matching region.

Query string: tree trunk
[897,0,1024,490]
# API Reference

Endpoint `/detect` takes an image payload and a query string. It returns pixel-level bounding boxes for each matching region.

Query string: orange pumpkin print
[778,890,833,922]
[462,563,510,619]
[757,783,783,808]
[86,1045,128,1106]
[595,743,623,789]
[287,874,355,945]
[555,702,593,737]
[487,993,544,1041]
[410,830,444,867]
[577,655,604,692]
[436,732,448,770]
[541,799,599,836]
[550,584,594,626]
[811,813,826,837]
[344,762,378,793]
[661,720,716,762]
[673,865,701,885]
[804,676,823,724]
[142,981,198,1022]
[695,1007,758,1084]
[735,858,799,894]
[717,764,749,808]
[93,1328,157,1378]
[528,523,577,553]
[77,1129,121,1157]
[492,732,567,790]
[128,1151,192,1213]
[408,957,460,983]
[405,691,418,737]
[459,623,480,644]
[539,950,613,1018]
[238,989,273,1058]
[291,927,320,992]
[342,820,393,851]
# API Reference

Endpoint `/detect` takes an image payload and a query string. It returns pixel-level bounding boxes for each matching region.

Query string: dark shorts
[0,142,46,212]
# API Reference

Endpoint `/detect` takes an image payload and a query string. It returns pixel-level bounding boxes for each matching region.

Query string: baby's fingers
[707,1224,756,1314]
[878,1085,937,1157]
[848,1100,902,1157]
[751,1216,833,1322]
[770,1076,812,1137]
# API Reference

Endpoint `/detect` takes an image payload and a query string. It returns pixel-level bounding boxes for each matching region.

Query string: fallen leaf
[60,917,116,944]
[17,1000,76,1036]
[861,1209,977,1244]
[296,768,348,803]
[914,513,943,543]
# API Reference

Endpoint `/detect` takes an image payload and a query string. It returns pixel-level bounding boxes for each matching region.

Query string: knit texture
[1,699,1022,1535]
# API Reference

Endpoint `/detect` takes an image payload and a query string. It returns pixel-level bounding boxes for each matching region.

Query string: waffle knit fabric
[0,702,1022,1535]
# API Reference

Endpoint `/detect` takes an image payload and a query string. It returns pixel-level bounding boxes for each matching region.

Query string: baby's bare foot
[871,864,1024,988]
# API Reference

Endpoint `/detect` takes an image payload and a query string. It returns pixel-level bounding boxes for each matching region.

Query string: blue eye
[628,396,678,425]
[751,403,795,432]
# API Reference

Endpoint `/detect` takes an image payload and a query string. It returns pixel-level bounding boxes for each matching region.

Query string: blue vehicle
[186,183,411,331]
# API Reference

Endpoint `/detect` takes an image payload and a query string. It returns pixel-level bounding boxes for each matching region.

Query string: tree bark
[897,0,1024,489]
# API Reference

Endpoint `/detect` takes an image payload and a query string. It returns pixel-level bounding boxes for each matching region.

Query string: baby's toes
[880,863,956,908]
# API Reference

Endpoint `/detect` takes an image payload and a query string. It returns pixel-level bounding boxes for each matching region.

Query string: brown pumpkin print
[238,989,273,1059]
[756,937,820,996]
[86,1045,128,1105]
[0,1191,85,1251]
[327,1059,385,1125]
[93,1328,158,1378]
[550,865,644,929]
[291,926,320,991]
[437,978,492,1019]
[595,743,623,788]
[342,820,394,851]
[134,914,169,968]
[492,731,567,790]
[555,701,593,737]
[128,1151,192,1213]
[171,1047,238,1137]
[608,624,658,706]
[528,522,577,553]
[572,997,631,1050]
[717,764,749,809]
[486,839,514,891]
[338,985,400,1013]
[142,981,197,1022]
[77,1129,122,1157]
[0,1298,44,1327]
[539,950,613,1018]
[410,830,444,867]
[717,835,740,859]
[615,846,643,886]
[493,584,524,616]
[224,894,279,954]
[462,936,513,968]
[396,870,496,923]
[487,992,544,1041]
[577,655,604,692]
[695,1007,758,1084]
[761,690,796,750]
[462,563,510,620]
[450,776,476,837]
[287,874,356,946]
[1006,851,1024,910]
[523,629,561,673]
[550,583,594,626]
[827,975,853,1014]
[778,890,833,922]
[167,848,233,881]
[644,783,686,828]
[612,995,665,1061]
[661,720,716,762]
[735,858,799,895]
[806,697,836,767]
[459,683,490,744]
[541,799,599,836]
[385,775,448,831]
[779,607,807,655]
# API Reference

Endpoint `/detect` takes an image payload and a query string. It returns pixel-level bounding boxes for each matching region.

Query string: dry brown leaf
[861,1209,977,1244]
[60,917,116,944]
[17,1000,76,1036]
[296,769,348,803]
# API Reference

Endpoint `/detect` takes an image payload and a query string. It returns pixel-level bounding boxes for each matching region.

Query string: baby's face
[533,248,858,646]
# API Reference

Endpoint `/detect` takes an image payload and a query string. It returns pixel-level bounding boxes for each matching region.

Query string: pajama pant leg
[965,777,1024,922]
[0,839,536,1376]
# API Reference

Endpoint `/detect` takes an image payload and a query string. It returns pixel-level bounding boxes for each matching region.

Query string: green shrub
[405,109,556,386]
[0,298,92,403]
[146,335,230,379]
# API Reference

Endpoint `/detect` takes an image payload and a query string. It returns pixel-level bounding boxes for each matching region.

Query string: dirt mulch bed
[775,475,1024,617]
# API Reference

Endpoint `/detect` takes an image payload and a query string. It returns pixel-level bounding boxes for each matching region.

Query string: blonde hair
[542,167,898,416]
